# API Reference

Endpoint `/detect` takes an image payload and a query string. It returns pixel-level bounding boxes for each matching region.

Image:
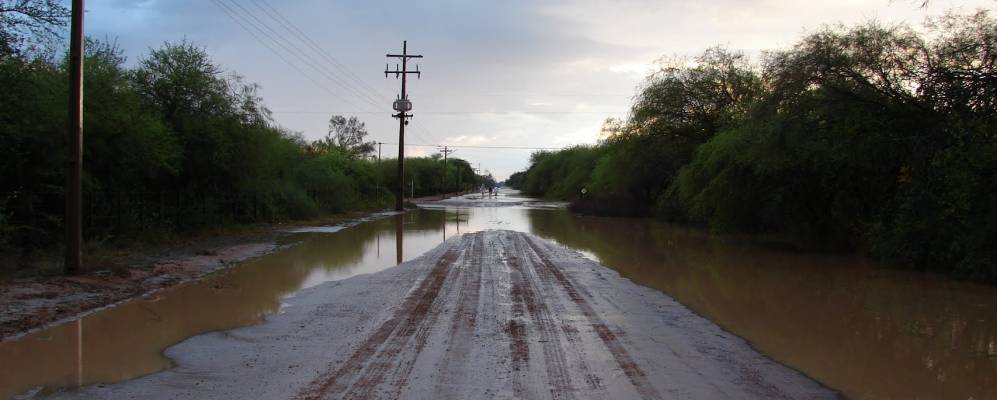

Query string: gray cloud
[82,0,992,179]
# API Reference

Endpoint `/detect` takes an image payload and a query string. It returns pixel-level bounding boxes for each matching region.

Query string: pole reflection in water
[395,214,404,265]
[75,319,82,388]
[1,209,458,398]
[2,206,994,400]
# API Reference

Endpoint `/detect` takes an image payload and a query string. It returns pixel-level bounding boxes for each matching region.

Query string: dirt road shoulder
[0,211,397,341]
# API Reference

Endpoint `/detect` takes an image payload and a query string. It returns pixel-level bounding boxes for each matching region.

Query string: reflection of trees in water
[8,209,993,399]
[526,209,997,400]
[399,209,449,233]
[0,211,450,397]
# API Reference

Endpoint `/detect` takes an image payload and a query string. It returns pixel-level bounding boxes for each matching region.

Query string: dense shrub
[0,39,401,263]
[377,155,481,199]
[512,11,997,280]
[520,146,603,200]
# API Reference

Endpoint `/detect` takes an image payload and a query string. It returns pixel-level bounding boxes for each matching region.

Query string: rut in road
[294,230,656,399]
[295,236,470,400]
[291,230,837,400]
[520,234,661,399]
[503,232,605,399]
[50,230,838,400]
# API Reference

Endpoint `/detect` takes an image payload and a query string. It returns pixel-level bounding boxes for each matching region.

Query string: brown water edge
[0,210,473,399]
[526,210,997,400]
[2,205,995,399]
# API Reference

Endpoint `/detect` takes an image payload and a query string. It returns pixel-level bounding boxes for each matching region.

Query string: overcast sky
[83,0,993,180]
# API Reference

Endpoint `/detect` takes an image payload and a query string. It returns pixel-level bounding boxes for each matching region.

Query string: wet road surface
[4,192,996,399]
[48,231,836,399]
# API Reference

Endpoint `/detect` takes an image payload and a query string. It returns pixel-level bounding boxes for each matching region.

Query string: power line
[233,0,380,109]
[212,0,368,112]
[210,0,350,109]
[269,111,626,115]
[251,1,454,147]
[216,0,446,146]
[212,0,438,145]
[248,0,442,146]
[408,118,443,146]
[219,0,381,111]
[246,0,385,109]
[474,93,633,97]
[381,142,567,151]
[254,0,394,101]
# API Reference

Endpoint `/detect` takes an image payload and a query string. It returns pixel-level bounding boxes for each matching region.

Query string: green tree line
[378,155,482,199]
[510,11,996,281]
[1,26,484,269]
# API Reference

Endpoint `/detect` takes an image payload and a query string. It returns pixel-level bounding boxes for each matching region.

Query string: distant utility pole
[439,146,454,197]
[377,141,383,162]
[384,41,422,211]
[65,0,84,274]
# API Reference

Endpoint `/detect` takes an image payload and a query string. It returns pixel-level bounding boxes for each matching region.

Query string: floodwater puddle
[528,210,997,400]
[0,207,526,398]
[1,202,995,399]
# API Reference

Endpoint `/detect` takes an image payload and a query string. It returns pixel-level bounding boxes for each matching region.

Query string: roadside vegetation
[0,3,484,275]
[509,11,997,281]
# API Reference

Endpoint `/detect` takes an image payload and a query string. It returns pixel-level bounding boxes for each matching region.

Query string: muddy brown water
[1,205,995,399]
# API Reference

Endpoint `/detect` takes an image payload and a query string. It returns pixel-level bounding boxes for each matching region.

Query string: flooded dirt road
[44,230,836,400]
[2,192,996,399]
[530,211,997,400]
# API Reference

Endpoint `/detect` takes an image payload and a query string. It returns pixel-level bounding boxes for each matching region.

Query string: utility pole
[377,141,383,162]
[384,41,422,211]
[438,146,454,198]
[473,165,481,193]
[65,0,84,274]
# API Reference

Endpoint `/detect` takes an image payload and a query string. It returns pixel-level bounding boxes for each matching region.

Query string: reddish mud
[46,230,837,400]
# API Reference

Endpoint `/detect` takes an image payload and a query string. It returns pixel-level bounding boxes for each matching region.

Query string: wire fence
[1,189,334,242]
[82,190,266,234]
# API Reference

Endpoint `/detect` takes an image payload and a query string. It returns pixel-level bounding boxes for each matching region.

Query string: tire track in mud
[515,234,605,394]
[437,234,485,396]
[297,232,657,399]
[521,234,663,400]
[295,236,469,400]
[447,234,484,339]
[506,262,530,397]
[503,233,578,400]
[343,244,465,400]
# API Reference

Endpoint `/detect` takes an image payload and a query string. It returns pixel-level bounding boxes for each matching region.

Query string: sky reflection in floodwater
[1,204,995,399]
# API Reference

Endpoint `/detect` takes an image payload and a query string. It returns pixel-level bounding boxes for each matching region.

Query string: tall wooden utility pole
[66,0,84,274]
[438,146,454,197]
[384,41,422,211]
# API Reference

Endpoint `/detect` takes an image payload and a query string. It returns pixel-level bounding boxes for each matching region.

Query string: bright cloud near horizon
[84,0,994,180]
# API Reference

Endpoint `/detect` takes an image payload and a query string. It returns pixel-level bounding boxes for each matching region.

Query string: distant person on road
[489,187,494,197]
